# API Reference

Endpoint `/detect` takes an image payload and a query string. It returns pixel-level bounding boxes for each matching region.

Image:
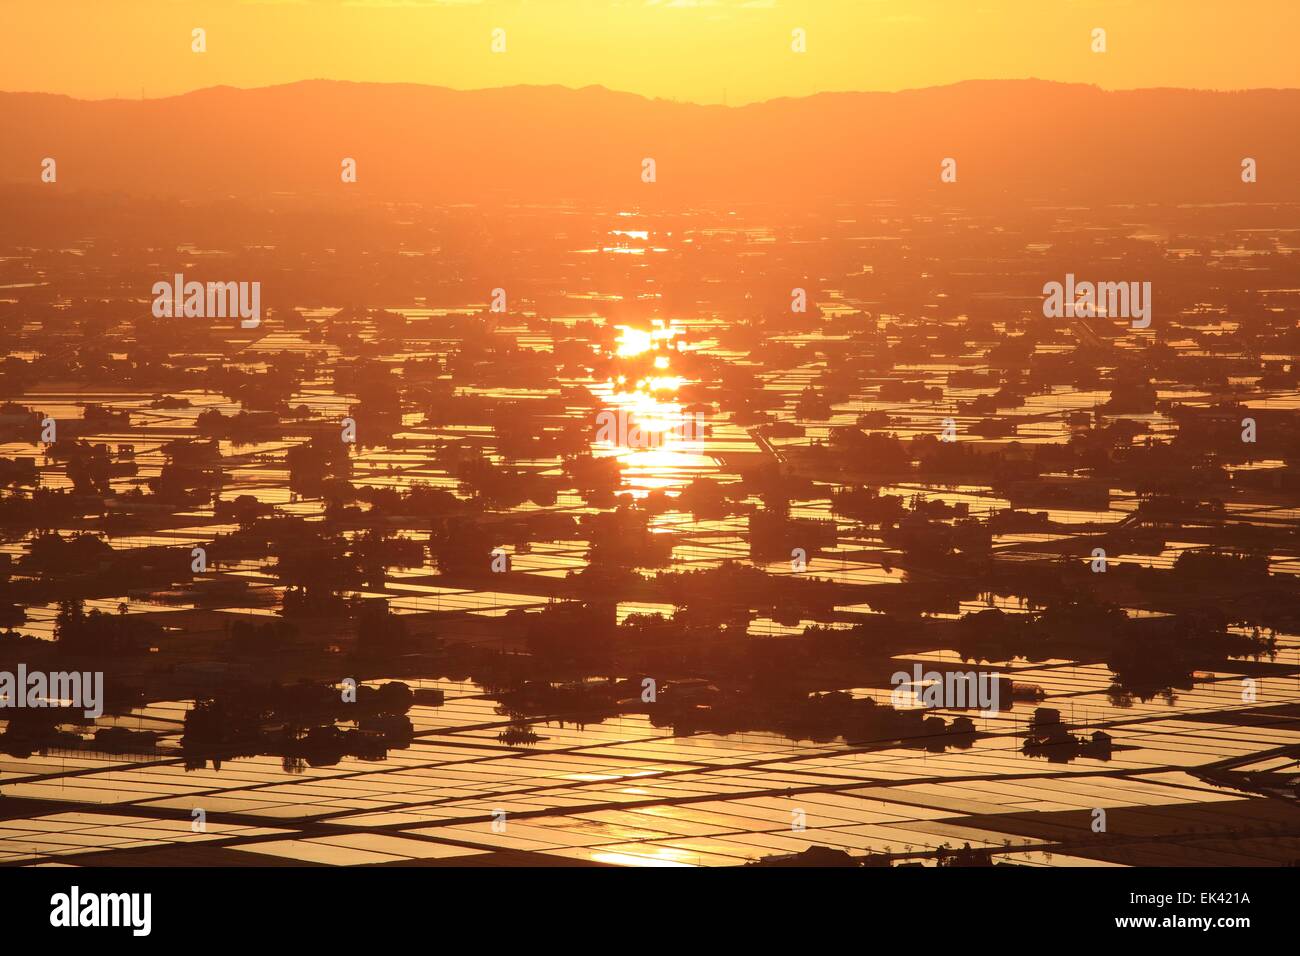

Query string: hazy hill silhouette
[1,79,1297,204]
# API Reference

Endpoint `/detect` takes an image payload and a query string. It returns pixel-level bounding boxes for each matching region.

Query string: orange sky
[3,0,1297,104]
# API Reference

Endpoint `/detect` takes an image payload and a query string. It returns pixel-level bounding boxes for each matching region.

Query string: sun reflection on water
[595,321,712,492]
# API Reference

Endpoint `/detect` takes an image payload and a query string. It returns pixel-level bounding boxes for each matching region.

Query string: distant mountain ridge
[2,79,1297,203]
